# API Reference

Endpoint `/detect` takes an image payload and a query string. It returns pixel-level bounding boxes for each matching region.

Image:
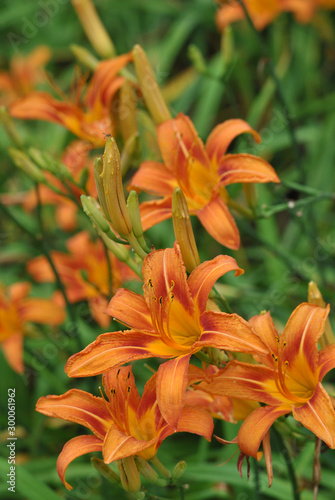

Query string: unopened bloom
[196,303,335,458]
[10,53,132,146]
[0,282,64,373]
[36,366,213,490]
[129,113,279,249]
[27,231,138,327]
[66,243,267,427]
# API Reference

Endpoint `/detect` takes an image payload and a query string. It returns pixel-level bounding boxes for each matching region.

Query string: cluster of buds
[82,137,150,265]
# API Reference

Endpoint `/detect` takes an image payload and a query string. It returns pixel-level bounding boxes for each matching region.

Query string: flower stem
[272,427,300,500]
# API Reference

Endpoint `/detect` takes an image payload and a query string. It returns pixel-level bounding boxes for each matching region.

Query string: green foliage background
[0,0,335,499]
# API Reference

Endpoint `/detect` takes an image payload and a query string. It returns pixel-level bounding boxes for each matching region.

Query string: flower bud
[172,460,187,482]
[94,157,110,221]
[0,106,23,148]
[133,45,171,125]
[90,457,120,484]
[172,187,200,273]
[308,281,334,347]
[135,457,167,487]
[9,148,45,183]
[71,44,99,71]
[127,191,150,253]
[116,457,141,493]
[119,80,138,144]
[71,0,116,58]
[101,137,132,236]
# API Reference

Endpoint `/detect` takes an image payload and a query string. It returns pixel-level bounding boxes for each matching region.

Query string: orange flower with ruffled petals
[216,0,335,31]
[10,53,132,146]
[27,231,137,327]
[36,366,213,490]
[0,282,65,373]
[65,243,267,428]
[129,113,279,249]
[0,46,50,106]
[196,303,335,459]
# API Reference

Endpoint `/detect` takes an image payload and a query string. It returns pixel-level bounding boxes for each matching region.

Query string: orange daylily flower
[129,113,279,249]
[0,46,51,106]
[10,53,132,146]
[196,303,335,459]
[36,366,213,490]
[65,243,267,428]
[186,364,259,423]
[0,282,65,373]
[27,231,137,327]
[216,0,335,31]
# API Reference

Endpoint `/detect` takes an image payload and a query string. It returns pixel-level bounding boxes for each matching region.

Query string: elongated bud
[308,281,334,348]
[220,25,234,67]
[119,80,138,143]
[71,0,116,58]
[172,460,187,482]
[150,455,171,479]
[135,457,167,487]
[90,457,120,484]
[116,457,141,493]
[188,45,207,74]
[133,45,171,125]
[0,107,24,148]
[9,149,45,183]
[121,132,138,177]
[28,148,74,183]
[127,191,150,252]
[99,231,132,264]
[172,187,200,273]
[101,137,132,236]
[71,44,99,71]
[137,110,161,161]
[81,195,110,233]
[243,184,258,213]
[94,157,110,221]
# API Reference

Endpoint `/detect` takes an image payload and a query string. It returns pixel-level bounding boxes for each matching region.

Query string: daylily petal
[65,331,177,377]
[188,254,243,315]
[206,119,261,163]
[9,282,30,302]
[57,435,102,490]
[156,113,211,177]
[197,360,284,405]
[262,431,273,487]
[89,295,110,328]
[129,161,176,196]
[103,426,157,463]
[142,244,194,320]
[2,333,23,373]
[249,311,279,367]
[35,389,112,439]
[103,366,141,411]
[218,153,279,186]
[197,194,240,249]
[237,405,290,458]
[198,310,268,356]
[140,197,173,232]
[318,344,335,381]
[293,383,335,449]
[20,297,65,325]
[106,288,153,330]
[156,354,191,429]
[281,302,330,374]
[176,406,214,441]
[85,53,133,110]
